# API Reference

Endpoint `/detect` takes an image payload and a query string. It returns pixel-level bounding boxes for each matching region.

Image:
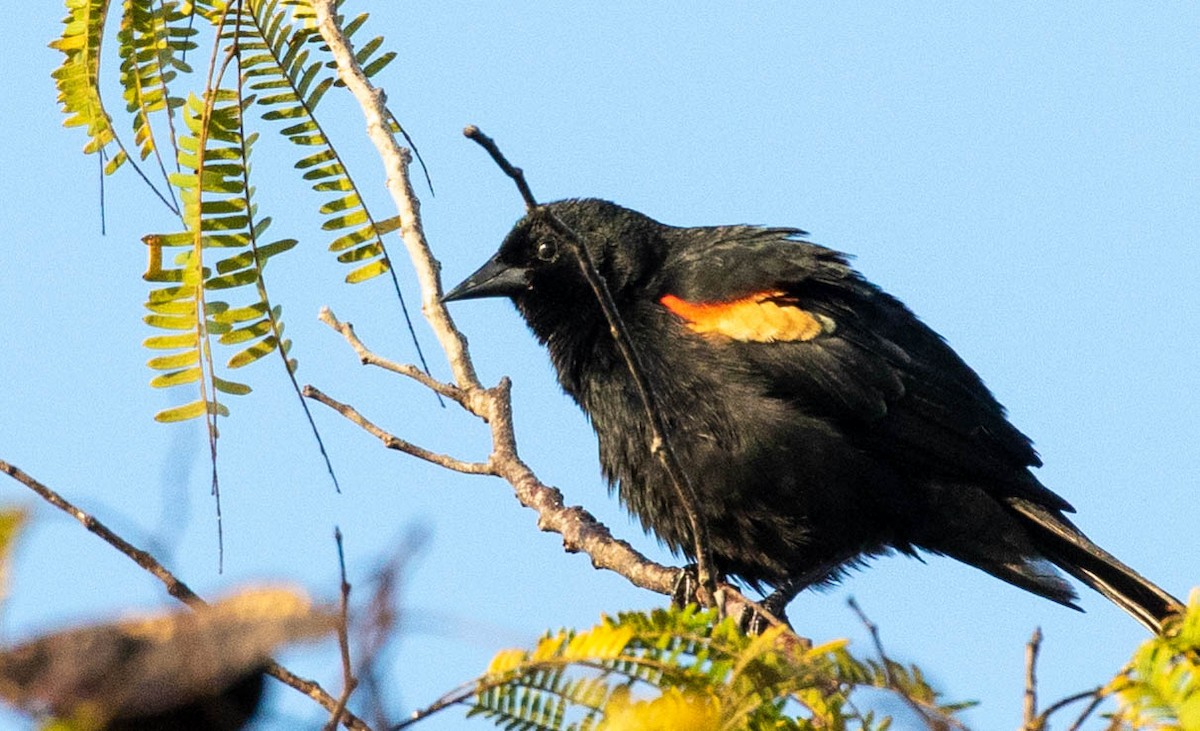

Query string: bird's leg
[671,563,701,608]
[675,568,805,635]
[743,581,802,635]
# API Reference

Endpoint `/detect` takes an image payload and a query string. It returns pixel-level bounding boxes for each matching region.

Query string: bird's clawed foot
[741,588,793,635]
[670,564,701,608]
[673,566,796,636]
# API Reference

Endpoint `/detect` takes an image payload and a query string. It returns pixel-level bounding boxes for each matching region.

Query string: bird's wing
[658,231,1071,510]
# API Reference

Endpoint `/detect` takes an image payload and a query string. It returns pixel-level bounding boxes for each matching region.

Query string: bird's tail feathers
[1011,499,1183,633]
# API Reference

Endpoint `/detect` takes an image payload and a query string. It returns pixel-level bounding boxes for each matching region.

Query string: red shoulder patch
[659,291,834,342]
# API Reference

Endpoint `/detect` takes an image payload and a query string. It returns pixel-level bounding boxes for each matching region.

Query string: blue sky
[1,4,1198,729]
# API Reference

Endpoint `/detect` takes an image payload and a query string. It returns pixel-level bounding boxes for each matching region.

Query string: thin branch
[848,597,961,731]
[318,307,468,405]
[314,307,682,592]
[550,209,715,602]
[193,9,241,574]
[311,0,479,392]
[1035,686,1108,730]
[397,656,629,730]
[847,598,895,687]
[231,34,341,493]
[462,125,537,211]
[98,148,107,235]
[1066,691,1112,731]
[0,460,203,608]
[265,663,371,731]
[463,127,716,604]
[393,680,474,730]
[1024,627,1043,730]
[0,459,373,731]
[325,527,358,731]
[304,377,689,596]
[303,386,492,475]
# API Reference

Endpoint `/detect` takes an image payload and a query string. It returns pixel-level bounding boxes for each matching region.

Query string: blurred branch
[325,528,358,731]
[0,459,373,731]
[1034,686,1110,731]
[1066,693,1115,731]
[1023,627,1042,730]
[355,529,426,728]
[0,460,203,608]
[848,597,964,731]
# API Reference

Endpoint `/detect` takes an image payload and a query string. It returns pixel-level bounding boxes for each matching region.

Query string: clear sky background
[1,4,1198,729]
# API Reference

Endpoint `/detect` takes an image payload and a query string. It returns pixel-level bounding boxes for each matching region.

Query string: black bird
[445,198,1182,632]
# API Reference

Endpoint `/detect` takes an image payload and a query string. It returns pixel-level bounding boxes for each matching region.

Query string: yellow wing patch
[659,291,834,343]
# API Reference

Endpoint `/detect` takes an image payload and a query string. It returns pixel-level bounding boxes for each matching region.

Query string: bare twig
[317,307,469,405]
[1024,627,1043,730]
[311,0,478,392]
[0,460,204,608]
[304,386,492,475]
[1034,686,1108,730]
[0,459,373,731]
[847,598,896,687]
[1066,691,1111,731]
[463,126,716,605]
[847,597,961,731]
[462,125,538,212]
[394,680,474,729]
[325,528,358,731]
[306,353,679,594]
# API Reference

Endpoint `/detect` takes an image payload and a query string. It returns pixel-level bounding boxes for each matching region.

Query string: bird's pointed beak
[442,255,530,302]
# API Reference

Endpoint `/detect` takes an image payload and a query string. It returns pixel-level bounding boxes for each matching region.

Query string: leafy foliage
[419,600,1200,731]
[1113,589,1200,730]
[142,87,292,425]
[49,0,429,491]
[232,0,404,286]
[455,606,969,731]
[0,508,28,612]
[118,0,194,204]
[50,0,119,166]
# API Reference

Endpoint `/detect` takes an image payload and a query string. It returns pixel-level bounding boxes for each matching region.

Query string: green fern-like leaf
[52,0,187,211]
[454,607,970,731]
[1116,589,1200,729]
[50,0,120,164]
[227,0,401,285]
[117,0,194,173]
[143,87,294,425]
[178,0,228,23]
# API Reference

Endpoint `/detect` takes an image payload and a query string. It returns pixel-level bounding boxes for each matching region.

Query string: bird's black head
[444,199,669,340]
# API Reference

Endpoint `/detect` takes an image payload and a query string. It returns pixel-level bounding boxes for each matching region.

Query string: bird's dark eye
[534,240,558,262]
